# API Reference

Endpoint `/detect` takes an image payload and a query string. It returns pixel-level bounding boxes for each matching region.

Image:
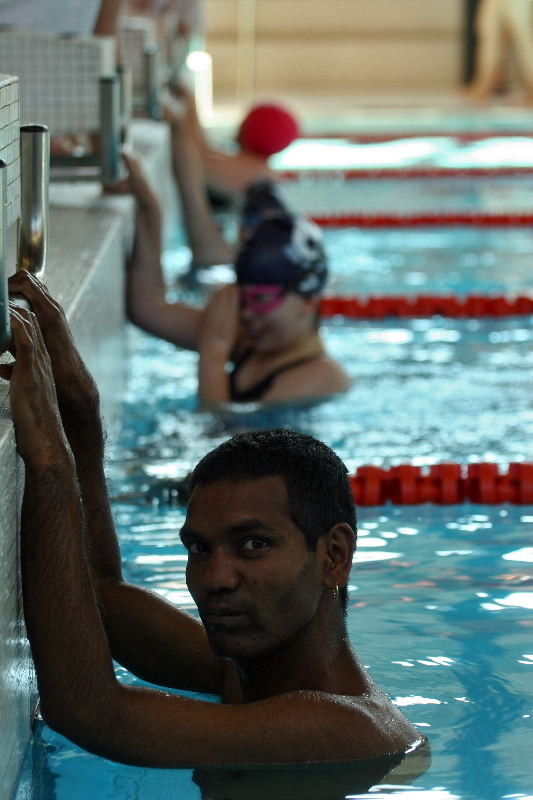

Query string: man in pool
[121,151,351,406]
[2,274,426,768]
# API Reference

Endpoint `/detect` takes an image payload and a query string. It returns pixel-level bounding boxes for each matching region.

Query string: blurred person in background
[113,149,351,407]
[163,84,300,199]
[464,0,533,102]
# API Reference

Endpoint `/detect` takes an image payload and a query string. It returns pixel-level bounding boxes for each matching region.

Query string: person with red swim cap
[236,103,300,158]
[162,84,299,197]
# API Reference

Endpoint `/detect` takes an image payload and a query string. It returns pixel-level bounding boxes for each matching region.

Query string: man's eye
[241,537,269,552]
[187,541,207,554]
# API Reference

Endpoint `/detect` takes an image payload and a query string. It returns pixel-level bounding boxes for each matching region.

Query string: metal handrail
[117,64,132,146]
[17,124,50,280]
[0,159,10,352]
[145,44,162,120]
[100,75,121,187]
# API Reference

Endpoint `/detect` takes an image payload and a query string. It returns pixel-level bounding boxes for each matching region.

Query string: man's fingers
[9,303,52,366]
[8,270,56,315]
[27,303,48,356]
[8,304,38,352]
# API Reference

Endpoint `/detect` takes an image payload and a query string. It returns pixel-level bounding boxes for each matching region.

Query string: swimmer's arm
[93,0,122,37]
[167,116,234,267]
[96,580,225,693]
[5,278,223,695]
[5,304,122,742]
[164,83,212,160]
[197,285,241,405]
[46,682,424,768]
[69,430,223,694]
[122,152,204,349]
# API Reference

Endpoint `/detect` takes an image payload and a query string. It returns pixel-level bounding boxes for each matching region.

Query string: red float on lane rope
[279,166,533,182]
[311,211,533,227]
[319,294,533,319]
[349,462,533,506]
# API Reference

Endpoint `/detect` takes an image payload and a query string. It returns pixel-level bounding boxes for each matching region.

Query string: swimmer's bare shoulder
[218,662,425,765]
[263,354,352,404]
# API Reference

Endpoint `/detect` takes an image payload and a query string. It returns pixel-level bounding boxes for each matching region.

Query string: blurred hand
[0,303,71,468]
[5,272,101,438]
[199,285,241,358]
[160,91,187,128]
[105,151,160,211]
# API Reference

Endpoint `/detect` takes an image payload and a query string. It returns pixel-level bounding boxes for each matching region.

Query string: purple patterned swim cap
[235,212,328,295]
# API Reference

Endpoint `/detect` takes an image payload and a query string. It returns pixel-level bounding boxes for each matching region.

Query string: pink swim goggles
[240,284,287,315]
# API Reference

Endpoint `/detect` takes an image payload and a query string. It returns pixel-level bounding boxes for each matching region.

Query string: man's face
[181,476,326,661]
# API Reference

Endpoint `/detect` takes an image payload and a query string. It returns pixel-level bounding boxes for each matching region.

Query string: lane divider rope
[349,462,533,506]
[310,211,533,228]
[320,293,533,319]
[280,166,533,181]
[296,131,533,143]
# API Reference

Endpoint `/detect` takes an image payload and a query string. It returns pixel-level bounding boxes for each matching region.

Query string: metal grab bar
[0,160,10,352]
[145,44,162,120]
[100,75,121,187]
[17,124,50,280]
[117,64,132,146]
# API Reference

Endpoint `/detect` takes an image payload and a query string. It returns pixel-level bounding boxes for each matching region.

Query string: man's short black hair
[189,429,357,552]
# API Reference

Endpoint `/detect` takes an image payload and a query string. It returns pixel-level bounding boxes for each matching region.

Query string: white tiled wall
[0,75,21,228]
[0,74,30,799]
[0,32,116,137]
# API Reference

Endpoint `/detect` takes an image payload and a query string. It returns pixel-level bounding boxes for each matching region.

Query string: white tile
[0,31,116,136]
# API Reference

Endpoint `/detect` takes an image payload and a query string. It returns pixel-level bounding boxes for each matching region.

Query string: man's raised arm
[4,272,222,693]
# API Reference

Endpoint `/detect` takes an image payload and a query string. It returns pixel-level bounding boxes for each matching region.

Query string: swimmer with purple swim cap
[236,180,328,318]
[121,137,350,406]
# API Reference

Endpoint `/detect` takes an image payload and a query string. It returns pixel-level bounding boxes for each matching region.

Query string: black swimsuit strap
[229,349,320,403]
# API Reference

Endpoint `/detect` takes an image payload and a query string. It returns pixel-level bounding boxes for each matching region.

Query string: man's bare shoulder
[220,670,424,764]
[251,688,424,762]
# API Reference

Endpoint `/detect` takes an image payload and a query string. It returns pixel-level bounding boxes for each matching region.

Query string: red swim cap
[237,103,299,157]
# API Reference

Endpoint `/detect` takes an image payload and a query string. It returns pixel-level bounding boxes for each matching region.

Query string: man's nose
[202,549,240,592]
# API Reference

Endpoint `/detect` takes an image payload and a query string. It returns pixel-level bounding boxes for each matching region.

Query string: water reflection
[193,744,431,800]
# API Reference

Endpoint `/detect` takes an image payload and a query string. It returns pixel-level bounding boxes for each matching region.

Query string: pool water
[321,226,533,297]
[16,503,533,800]
[15,156,533,798]
[271,136,533,172]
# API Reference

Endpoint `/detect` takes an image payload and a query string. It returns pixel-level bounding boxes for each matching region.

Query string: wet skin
[238,290,318,354]
[181,476,329,664]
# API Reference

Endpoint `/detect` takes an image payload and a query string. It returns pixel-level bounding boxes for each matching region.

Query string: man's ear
[321,523,355,590]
